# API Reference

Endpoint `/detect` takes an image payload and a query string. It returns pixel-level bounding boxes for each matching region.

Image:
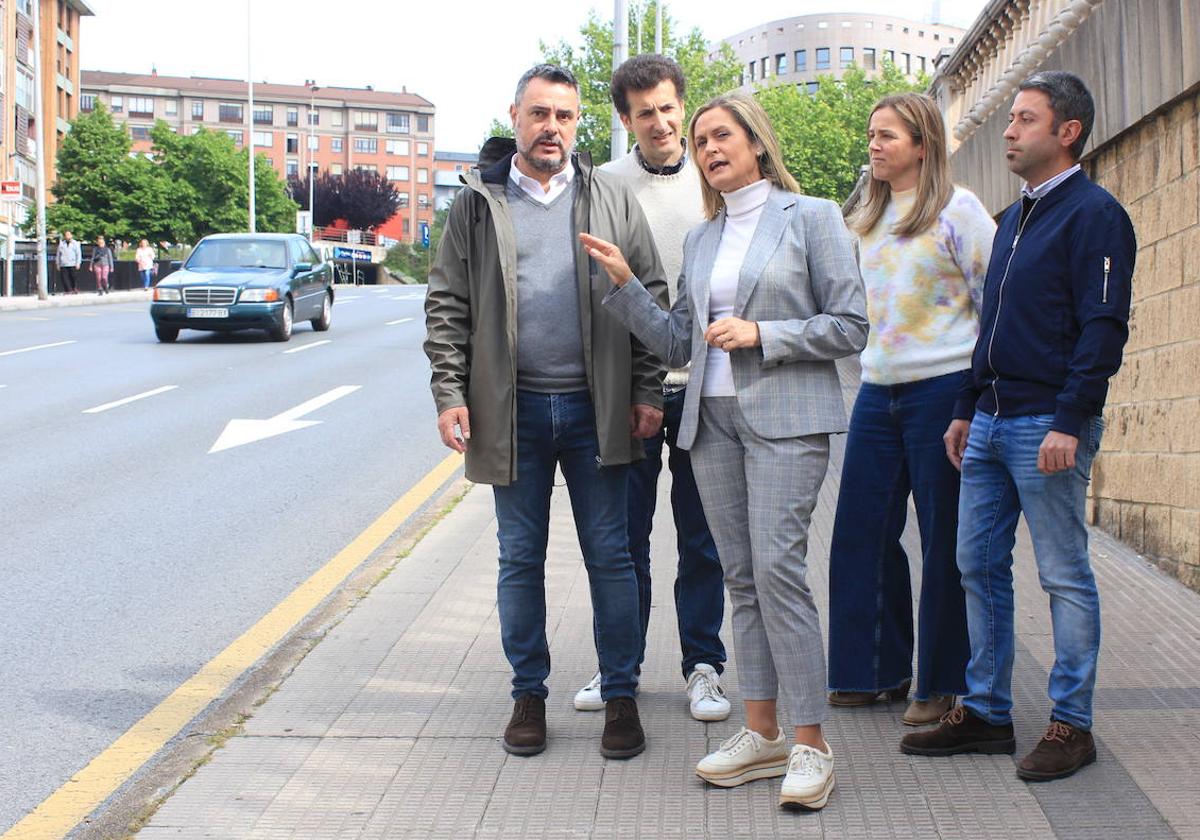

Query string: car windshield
[186,239,288,269]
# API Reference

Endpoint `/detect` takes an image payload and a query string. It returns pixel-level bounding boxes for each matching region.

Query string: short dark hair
[1018,71,1095,159]
[514,63,579,106]
[610,54,686,116]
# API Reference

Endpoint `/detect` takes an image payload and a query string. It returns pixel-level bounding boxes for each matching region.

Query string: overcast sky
[80,0,986,151]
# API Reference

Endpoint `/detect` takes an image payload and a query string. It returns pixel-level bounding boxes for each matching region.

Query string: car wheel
[311,292,332,331]
[155,325,179,343]
[269,298,294,342]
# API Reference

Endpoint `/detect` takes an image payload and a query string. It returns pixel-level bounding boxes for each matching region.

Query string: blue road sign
[332,246,372,262]
[420,221,430,249]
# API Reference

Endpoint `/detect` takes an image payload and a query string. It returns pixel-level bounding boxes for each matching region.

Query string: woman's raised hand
[579,233,633,286]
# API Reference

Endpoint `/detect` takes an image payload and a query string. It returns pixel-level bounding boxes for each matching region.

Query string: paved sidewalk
[134,363,1200,839]
[0,289,152,311]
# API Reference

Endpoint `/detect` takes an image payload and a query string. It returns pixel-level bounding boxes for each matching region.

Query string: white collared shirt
[1022,163,1081,200]
[508,153,575,205]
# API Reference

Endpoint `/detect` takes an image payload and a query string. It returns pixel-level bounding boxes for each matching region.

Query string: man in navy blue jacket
[901,72,1136,782]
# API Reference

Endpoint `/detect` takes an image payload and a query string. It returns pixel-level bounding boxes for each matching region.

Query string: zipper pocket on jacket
[1103,257,1111,303]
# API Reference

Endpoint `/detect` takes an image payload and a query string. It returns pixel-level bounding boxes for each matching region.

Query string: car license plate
[188,307,228,318]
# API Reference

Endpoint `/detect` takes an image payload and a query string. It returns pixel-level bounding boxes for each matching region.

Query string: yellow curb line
[3,452,463,840]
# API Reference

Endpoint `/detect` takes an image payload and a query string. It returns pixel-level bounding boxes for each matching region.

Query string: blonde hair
[688,94,801,220]
[850,93,953,238]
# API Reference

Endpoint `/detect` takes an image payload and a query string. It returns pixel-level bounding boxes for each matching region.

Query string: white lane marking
[0,340,77,357]
[282,339,332,355]
[83,385,179,414]
[63,312,101,318]
[386,318,415,326]
[208,385,362,453]
[336,297,360,303]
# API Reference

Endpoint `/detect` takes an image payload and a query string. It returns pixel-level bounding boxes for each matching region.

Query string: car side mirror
[292,262,313,275]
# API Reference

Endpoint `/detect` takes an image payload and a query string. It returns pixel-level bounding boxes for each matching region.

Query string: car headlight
[240,288,280,302]
[153,287,181,301]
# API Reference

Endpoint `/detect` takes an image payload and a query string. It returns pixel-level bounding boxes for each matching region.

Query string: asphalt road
[0,285,448,832]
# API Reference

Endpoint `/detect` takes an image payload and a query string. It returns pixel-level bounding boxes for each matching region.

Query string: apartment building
[432,150,477,211]
[80,70,435,243]
[0,0,92,258]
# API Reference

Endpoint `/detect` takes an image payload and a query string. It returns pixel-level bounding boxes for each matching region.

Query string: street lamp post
[308,83,319,239]
[30,0,49,299]
[246,0,256,232]
[611,0,628,160]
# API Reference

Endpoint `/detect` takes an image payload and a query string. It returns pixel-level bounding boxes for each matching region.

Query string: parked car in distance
[150,233,334,343]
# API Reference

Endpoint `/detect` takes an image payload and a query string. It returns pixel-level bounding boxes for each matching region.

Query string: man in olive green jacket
[423,64,668,760]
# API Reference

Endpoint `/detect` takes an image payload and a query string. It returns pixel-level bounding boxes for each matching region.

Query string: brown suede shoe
[600,696,645,759]
[1017,720,1096,781]
[503,695,546,756]
[900,705,1016,756]
[902,694,955,726]
[828,681,911,707]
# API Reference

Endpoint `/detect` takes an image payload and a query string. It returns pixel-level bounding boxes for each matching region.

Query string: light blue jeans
[957,410,1104,730]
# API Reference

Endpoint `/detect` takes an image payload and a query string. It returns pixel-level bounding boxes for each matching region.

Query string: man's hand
[579,232,633,286]
[630,404,663,439]
[437,406,471,453]
[704,317,760,351]
[944,419,971,471]
[1038,430,1078,474]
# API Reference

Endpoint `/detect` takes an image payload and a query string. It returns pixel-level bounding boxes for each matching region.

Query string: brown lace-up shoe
[828,681,911,707]
[902,694,955,726]
[503,695,546,756]
[899,705,1016,756]
[600,696,646,759]
[1017,720,1096,781]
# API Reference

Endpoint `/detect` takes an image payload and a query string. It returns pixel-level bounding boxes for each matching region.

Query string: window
[308,135,319,151]
[840,47,854,68]
[330,163,343,175]
[391,111,415,132]
[192,100,204,119]
[218,102,243,123]
[127,96,153,117]
[934,33,940,41]
[354,137,378,154]
[253,106,273,124]
[110,94,123,113]
[776,53,787,75]
[356,163,377,172]
[165,99,178,116]
[862,48,876,70]
[130,125,151,141]
[331,137,343,153]
[418,193,429,208]
[354,110,379,131]
[864,21,874,28]
[815,48,830,70]
[286,159,299,176]
[807,81,820,94]
[748,61,756,82]
[387,165,409,180]
[80,93,95,111]
[287,107,298,127]
[225,129,243,147]
[253,131,272,147]
[817,20,828,28]
[761,57,768,78]
[903,52,911,74]
[417,168,429,184]
[190,125,203,135]
[918,29,924,37]
[386,139,409,155]
[332,110,343,127]
[885,49,895,65]
[286,134,298,154]
[417,115,429,133]
[403,219,410,235]
[417,142,428,156]
[919,56,927,73]
[307,110,319,126]
[795,49,807,72]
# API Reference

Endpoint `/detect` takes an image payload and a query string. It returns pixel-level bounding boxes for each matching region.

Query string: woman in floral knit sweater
[827,93,996,725]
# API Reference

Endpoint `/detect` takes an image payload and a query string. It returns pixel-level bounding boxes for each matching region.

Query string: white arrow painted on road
[208,385,361,454]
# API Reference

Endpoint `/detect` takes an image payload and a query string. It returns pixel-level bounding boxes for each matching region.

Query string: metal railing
[312,226,379,246]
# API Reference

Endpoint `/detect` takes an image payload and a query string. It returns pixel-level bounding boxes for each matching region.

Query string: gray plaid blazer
[603,186,868,449]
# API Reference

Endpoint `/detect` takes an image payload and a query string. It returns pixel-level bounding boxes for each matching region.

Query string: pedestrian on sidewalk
[135,239,156,289]
[900,72,1136,782]
[56,230,81,294]
[826,94,995,725]
[90,235,114,294]
[568,54,729,724]
[584,93,868,811]
[424,63,669,761]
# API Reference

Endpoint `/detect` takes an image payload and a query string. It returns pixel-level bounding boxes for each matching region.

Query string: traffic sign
[420,221,430,249]
[0,180,22,201]
[332,246,372,262]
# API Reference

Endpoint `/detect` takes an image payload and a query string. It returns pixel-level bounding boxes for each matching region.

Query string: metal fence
[0,258,178,296]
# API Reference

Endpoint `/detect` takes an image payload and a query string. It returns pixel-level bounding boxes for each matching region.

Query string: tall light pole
[30,0,49,299]
[246,0,256,232]
[308,83,319,239]
[655,1,662,53]
[611,0,628,160]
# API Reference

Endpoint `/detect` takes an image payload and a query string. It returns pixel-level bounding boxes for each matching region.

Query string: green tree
[383,206,449,282]
[755,63,928,203]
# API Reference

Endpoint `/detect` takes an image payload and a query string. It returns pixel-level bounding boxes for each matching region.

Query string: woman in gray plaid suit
[582,93,867,811]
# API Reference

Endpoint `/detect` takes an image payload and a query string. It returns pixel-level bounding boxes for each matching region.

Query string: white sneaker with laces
[695,727,789,787]
[573,672,604,711]
[686,664,731,721]
[778,741,835,810]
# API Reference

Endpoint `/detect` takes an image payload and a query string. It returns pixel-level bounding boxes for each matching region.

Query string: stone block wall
[1086,88,1200,589]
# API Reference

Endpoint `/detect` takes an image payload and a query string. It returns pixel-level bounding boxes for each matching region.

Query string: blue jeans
[827,371,970,700]
[625,387,726,679]
[493,390,640,701]
[140,268,154,288]
[957,410,1104,730]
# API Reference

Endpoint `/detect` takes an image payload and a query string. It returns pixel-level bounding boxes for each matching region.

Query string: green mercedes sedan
[150,233,334,343]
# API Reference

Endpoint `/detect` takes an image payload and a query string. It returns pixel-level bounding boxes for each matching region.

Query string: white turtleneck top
[701,178,772,397]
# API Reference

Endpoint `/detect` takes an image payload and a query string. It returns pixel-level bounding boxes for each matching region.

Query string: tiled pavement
[136,361,1200,839]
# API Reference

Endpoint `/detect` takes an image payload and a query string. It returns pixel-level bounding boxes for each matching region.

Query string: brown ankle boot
[828,681,910,707]
[600,696,645,759]
[899,705,1015,756]
[1017,720,1096,781]
[503,695,546,756]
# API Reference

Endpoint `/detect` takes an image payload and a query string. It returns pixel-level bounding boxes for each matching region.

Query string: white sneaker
[778,742,835,810]
[695,727,789,787]
[686,664,731,721]
[574,672,604,711]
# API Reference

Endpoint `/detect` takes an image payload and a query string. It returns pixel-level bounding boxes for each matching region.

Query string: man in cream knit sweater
[573,54,730,723]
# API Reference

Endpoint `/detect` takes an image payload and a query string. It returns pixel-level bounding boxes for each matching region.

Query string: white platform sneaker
[778,741,835,810]
[695,727,789,787]
[686,664,731,721]
[573,672,605,711]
